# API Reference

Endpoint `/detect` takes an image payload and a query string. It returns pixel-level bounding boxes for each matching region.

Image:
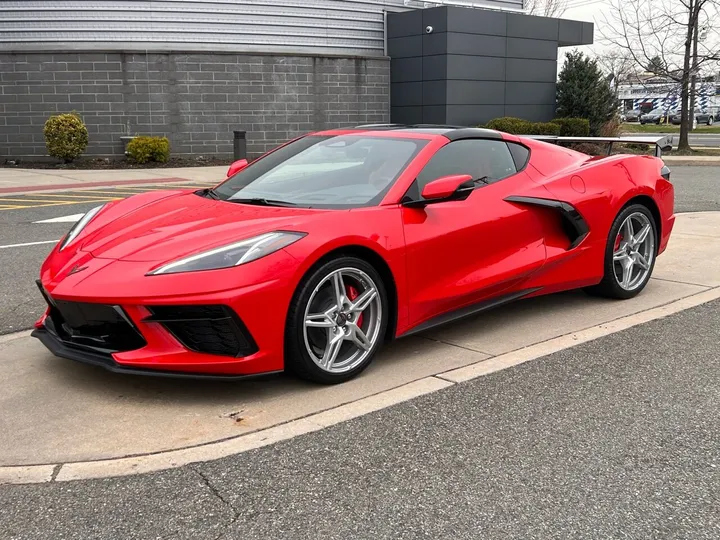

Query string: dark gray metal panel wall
[0,53,389,159]
[388,6,593,127]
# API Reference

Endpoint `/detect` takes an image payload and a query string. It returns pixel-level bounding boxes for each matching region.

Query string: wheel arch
[293,244,399,343]
[619,194,662,243]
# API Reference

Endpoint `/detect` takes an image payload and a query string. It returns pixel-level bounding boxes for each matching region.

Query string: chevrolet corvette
[33,125,675,384]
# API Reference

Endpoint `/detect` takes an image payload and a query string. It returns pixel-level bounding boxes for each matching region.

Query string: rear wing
[523,135,674,158]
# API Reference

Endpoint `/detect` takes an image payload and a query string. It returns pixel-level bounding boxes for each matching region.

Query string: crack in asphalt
[190,466,240,540]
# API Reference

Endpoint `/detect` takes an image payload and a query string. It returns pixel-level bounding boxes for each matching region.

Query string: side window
[507,142,530,171]
[415,139,518,195]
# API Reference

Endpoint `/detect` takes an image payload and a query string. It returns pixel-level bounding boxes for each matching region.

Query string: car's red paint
[35,126,675,378]
[420,174,473,200]
[226,158,249,178]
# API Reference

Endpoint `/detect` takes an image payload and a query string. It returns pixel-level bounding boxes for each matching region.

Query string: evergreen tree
[556,51,619,136]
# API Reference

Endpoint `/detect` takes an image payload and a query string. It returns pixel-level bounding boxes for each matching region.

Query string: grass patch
[621,123,720,134]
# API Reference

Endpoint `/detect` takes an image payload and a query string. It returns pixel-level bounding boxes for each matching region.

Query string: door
[401,138,547,330]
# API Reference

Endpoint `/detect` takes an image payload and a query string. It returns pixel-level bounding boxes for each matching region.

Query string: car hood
[79,191,321,263]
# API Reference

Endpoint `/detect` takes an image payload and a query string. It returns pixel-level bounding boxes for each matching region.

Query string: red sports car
[33,125,675,384]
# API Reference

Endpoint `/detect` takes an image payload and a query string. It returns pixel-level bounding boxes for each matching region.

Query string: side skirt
[398,287,542,338]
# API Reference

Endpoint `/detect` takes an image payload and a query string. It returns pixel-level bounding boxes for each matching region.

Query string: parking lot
[1,165,720,538]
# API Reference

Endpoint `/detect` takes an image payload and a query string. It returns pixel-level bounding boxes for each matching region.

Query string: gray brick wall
[0,53,390,160]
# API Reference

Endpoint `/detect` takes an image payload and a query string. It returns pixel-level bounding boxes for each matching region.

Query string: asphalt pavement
[2,299,719,539]
[1,165,718,335]
[636,131,720,147]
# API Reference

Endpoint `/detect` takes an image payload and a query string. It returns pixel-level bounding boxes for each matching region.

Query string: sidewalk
[0,166,228,194]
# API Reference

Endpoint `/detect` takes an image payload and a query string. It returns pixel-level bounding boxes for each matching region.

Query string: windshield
[212,135,428,208]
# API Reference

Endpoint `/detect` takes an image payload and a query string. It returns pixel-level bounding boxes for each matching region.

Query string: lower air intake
[145,305,258,358]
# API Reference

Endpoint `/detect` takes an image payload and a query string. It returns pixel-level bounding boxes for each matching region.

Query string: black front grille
[37,281,146,353]
[145,305,258,358]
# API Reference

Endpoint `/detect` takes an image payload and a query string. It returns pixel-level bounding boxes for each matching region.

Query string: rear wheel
[708,116,714,126]
[585,204,657,299]
[285,256,388,384]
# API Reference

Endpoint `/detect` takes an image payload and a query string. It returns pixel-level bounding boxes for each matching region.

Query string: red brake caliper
[614,232,623,252]
[346,285,364,327]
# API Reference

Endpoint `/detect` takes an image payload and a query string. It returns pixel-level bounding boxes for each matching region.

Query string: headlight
[58,204,105,251]
[147,231,306,275]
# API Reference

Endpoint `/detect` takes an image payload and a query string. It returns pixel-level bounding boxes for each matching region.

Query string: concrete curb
[3,285,718,486]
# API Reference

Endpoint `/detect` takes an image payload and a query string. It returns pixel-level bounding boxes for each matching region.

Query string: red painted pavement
[0,177,204,195]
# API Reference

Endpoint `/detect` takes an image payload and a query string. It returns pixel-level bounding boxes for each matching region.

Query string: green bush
[126,136,171,164]
[533,122,562,135]
[485,117,534,134]
[484,117,560,136]
[43,112,89,163]
[550,117,590,137]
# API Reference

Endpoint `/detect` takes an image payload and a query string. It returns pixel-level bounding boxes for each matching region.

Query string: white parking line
[34,214,83,224]
[0,240,59,250]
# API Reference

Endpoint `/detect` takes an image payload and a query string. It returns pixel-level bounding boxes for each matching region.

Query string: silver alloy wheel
[612,211,655,291]
[302,267,383,374]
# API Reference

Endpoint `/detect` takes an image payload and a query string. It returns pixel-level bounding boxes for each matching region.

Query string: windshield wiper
[196,187,220,200]
[230,197,299,207]
[473,176,490,185]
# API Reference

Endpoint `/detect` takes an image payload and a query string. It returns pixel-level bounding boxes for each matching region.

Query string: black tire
[585,203,658,300]
[285,256,389,384]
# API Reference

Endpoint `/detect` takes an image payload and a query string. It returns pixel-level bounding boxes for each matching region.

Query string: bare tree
[525,0,567,18]
[596,51,636,96]
[598,0,720,151]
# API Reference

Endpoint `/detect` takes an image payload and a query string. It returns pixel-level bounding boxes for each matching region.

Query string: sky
[556,0,610,65]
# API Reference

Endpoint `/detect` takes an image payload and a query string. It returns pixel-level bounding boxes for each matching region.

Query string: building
[0,0,592,161]
[618,76,720,113]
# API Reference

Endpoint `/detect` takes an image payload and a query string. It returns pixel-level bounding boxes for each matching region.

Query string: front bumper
[33,250,301,377]
[32,327,279,380]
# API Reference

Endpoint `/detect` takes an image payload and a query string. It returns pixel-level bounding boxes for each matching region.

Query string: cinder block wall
[0,53,390,160]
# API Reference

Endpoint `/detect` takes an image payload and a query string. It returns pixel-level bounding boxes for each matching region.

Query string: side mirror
[420,174,474,201]
[227,158,249,178]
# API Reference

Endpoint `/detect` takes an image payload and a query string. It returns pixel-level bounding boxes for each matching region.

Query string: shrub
[533,122,562,135]
[551,117,590,137]
[597,117,622,137]
[567,143,605,156]
[43,112,89,163]
[126,136,171,164]
[485,117,534,134]
[485,117,560,136]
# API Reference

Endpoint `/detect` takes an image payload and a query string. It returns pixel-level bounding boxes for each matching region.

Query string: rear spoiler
[523,135,674,157]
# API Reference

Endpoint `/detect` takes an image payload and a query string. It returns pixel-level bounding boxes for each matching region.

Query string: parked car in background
[623,109,643,122]
[669,110,684,125]
[696,110,716,125]
[670,109,716,126]
[640,108,670,125]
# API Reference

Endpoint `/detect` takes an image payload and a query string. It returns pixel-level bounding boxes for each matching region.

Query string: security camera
[425,25,433,34]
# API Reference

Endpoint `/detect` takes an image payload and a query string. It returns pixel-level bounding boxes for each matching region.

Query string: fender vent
[505,196,589,250]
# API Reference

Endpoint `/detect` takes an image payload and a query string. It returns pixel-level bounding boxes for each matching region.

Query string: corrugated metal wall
[0,0,524,56]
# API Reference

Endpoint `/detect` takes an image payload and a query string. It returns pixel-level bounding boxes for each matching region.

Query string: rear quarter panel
[518,144,672,292]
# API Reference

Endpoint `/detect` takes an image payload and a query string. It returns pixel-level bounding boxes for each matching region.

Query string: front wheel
[708,117,714,126]
[585,204,657,299]
[285,256,388,384]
